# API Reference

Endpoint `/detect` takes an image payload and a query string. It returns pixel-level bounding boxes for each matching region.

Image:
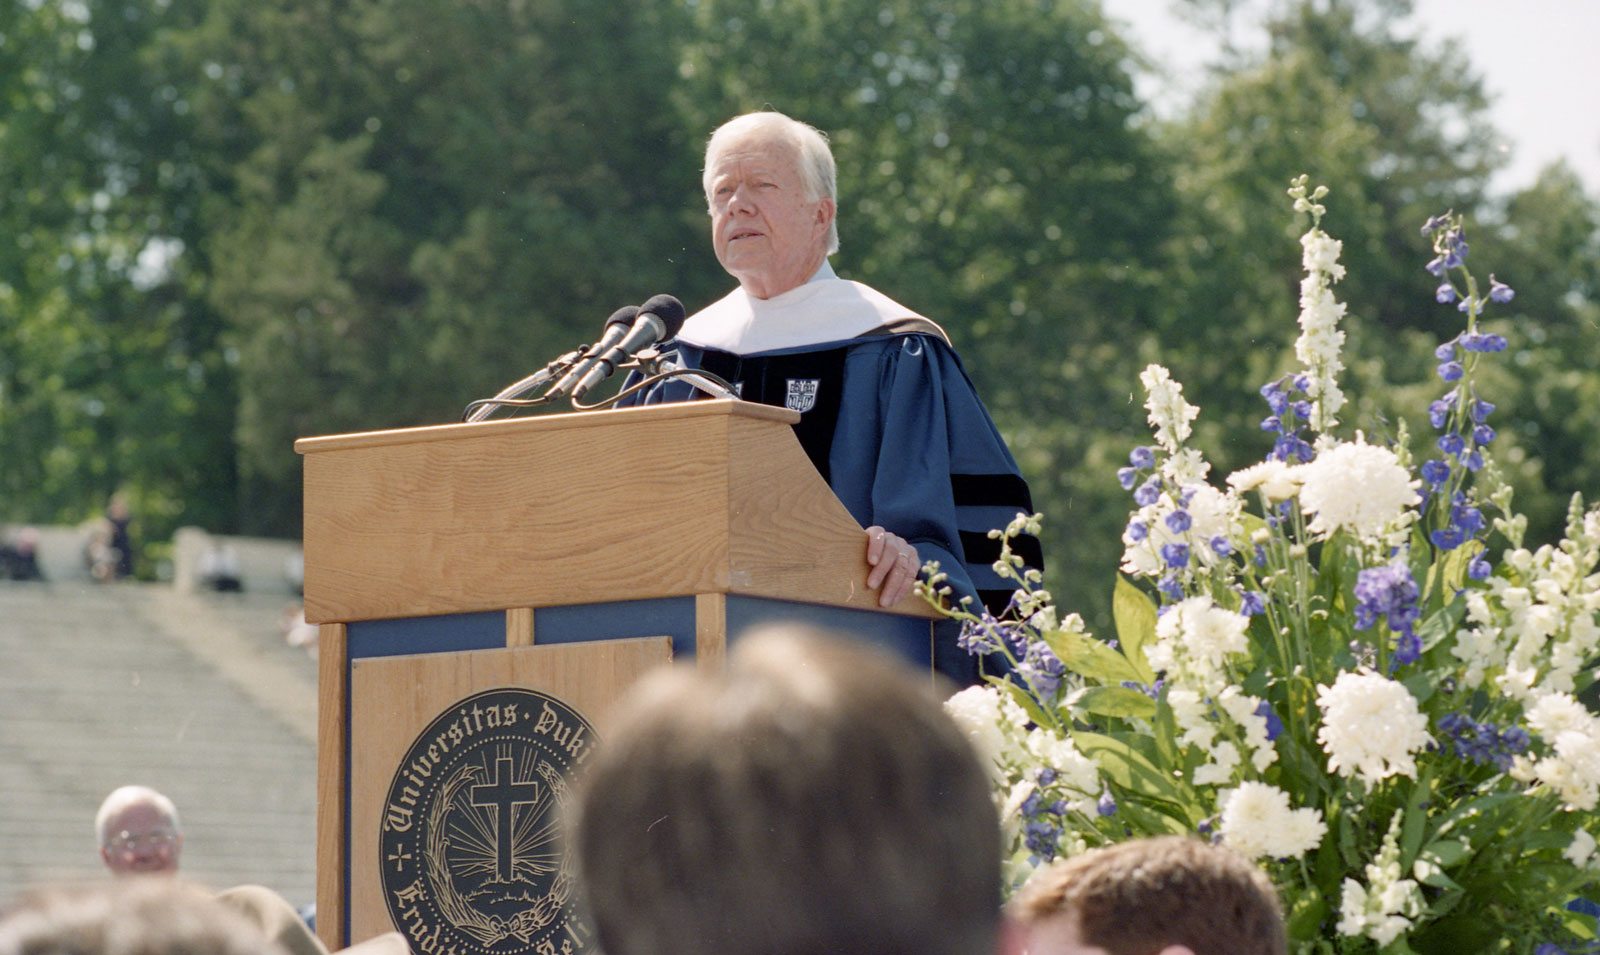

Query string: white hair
[95,785,181,844]
[703,111,840,254]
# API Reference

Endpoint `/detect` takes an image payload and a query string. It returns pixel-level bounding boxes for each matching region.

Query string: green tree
[0,0,238,568]
[177,0,698,534]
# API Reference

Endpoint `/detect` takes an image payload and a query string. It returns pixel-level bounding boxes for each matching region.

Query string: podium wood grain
[296,400,936,623]
[346,638,672,944]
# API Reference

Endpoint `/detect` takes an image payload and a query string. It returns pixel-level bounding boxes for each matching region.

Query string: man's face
[707,137,834,300]
[100,802,181,876]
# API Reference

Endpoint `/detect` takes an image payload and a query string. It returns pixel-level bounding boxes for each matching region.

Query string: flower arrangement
[927,177,1600,954]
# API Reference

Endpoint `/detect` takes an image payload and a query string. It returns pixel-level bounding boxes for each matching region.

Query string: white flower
[1161,448,1211,486]
[1316,671,1433,786]
[1295,436,1420,543]
[1335,813,1424,946]
[1024,727,1102,815]
[1154,596,1250,692]
[1193,741,1241,786]
[945,686,1028,782]
[1227,459,1303,502]
[1534,727,1600,811]
[1566,829,1598,869]
[1301,230,1347,280]
[1218,781,1327,860]
[1216,687,1278,773]
[1140,364,1199,453]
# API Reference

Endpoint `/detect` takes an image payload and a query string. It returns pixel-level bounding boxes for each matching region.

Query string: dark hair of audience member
[1011,836,1286,955]
[572,626,1001,955]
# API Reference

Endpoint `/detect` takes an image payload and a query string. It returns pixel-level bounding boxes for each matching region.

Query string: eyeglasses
[106,829,178,852]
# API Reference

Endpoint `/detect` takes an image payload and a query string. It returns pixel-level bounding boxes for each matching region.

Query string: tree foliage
[2,0,1597,613]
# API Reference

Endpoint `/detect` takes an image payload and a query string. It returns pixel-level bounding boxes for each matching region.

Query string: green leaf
[1073,730,1184,802]
[1419,838,1471,867]
[1440,539,1485,593]
[997,677,1053,730]
[1400,766,1434,868]
[1069,685,1158,721]
[1045,627,1145,686]
[1415,595,1467,654]
[1286,892,1328,944]
[1112,574,1158,682]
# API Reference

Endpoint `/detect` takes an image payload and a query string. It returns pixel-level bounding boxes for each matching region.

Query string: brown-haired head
[1011,837,1285,955]
[572,625,1000,955]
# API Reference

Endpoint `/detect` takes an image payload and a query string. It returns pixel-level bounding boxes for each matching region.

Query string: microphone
[569,294,686,401]
[546,305,642,400]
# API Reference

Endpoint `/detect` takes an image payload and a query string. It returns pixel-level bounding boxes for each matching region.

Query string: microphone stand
[460,349,583,422]
[464,343,740,418]
[576,348,740,410]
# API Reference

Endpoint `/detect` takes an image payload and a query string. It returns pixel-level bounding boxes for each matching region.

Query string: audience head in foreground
[573,626,1000,955]
[0,880,283,955]
[1010,836,1285,955]
[95,786,182,877]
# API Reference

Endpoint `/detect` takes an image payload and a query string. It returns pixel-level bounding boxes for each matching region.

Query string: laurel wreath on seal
[425,760,573,946]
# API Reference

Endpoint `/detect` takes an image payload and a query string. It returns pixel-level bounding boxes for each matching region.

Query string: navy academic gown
[622,323,1040,685]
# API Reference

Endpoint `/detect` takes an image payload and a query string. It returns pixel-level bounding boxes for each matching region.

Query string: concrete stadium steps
[0,579,318,906]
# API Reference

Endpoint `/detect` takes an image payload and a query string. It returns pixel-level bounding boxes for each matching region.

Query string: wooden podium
[295,399,938,952]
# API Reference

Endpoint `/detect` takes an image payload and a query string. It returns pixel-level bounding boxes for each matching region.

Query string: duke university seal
[380,688,597,955]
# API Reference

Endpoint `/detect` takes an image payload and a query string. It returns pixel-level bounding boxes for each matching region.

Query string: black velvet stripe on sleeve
[950,472,1034,511]
[958,530,1045,574]
[976,588,1022,617]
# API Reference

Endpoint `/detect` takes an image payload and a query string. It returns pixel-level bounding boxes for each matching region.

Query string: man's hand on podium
[865,526,920,608]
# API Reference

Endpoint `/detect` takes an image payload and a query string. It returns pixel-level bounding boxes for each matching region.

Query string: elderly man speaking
[629,110,1039,682]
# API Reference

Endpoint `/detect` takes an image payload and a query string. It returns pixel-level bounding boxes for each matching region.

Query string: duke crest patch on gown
[784,378,820,413]
[380,688,598,955]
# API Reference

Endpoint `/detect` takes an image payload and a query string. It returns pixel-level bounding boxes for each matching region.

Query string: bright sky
[1108,0,1600,198]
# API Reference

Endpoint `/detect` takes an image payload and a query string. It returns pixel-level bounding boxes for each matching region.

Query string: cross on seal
[470,756,540,881]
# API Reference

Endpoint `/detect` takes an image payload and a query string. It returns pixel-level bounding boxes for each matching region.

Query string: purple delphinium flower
[1254,700,1284,741]
[1462,332,1508,353]
[1488,275,1515,303]
[1126,520,1148,543]
[1421,459,1451,488]
[1134,478,1161,507]
[1209,535,1233,558]
[1435,283,1457,304]
[1468,554,1493,581]
[957,613,1012,655]
[1471,398,1495,423]
[1018,639,1067,696]
[1239,590,1267,616]
[1023,819,1059,859]
[1130,446,1156,469]
[1354,563,1422,664]
[1160,543,1190,569]
[1438,361,1464,382]
[1439,711,1532,770]
[1453,504,1485,535]
[1097,789,1117,816]
[1165,510,1192,533]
